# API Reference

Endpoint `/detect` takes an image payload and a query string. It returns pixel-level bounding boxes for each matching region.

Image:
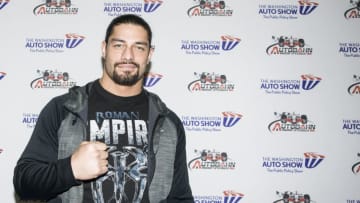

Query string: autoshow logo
[268,112,316,133]
[187,0,233,17]
[266,35,312,55]
[223,191,244,203]
[143,0,162,12]
[143,72,162,87]
[344,0,360,19]
[352,153,360,174]
[25,33,85,53]
[258,0,319,20]
[182,112,242,132]
[188,72,235,92]
[273,191,313,203]
[22,113,39,129]
[188,149,236,170]
[0,0,9,10]
[181,35,241,56]
[260,74,321,95]
[103,0,162,16]
[33,0,79,15]
[339,42,360,57]
[194,190,244,203]
[348,75,360,95]
[0,72,6,80]
[30,69,77,89]
[262,152,325,173]
[342,119,360,135]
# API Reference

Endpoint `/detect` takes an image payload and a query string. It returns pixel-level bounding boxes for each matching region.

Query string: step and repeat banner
[1,0,360,202]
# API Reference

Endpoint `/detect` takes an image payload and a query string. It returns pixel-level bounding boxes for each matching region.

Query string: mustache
[115,60,140,68]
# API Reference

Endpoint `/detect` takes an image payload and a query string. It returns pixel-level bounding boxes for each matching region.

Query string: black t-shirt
[83,80,150,203]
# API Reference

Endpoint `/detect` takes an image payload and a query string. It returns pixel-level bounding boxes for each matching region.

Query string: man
[13,14,194,203]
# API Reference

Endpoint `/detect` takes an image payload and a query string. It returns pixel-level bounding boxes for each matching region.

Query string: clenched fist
[71,141,109,180]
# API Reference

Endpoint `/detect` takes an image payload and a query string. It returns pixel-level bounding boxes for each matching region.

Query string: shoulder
[147,91,184,131]
[41,81,94,117]
[146,91,178,118]
[63,81,95,112]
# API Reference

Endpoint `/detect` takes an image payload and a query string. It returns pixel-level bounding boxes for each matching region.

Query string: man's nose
[121,46,134,61]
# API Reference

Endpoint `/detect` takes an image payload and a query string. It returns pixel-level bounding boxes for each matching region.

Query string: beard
[112,69,139,86]
[111,61,143,86]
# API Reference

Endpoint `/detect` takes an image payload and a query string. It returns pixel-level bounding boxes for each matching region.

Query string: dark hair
[104,14,152,47]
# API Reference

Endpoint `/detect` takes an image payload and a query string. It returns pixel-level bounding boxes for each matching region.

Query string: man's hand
[71,141,109,180]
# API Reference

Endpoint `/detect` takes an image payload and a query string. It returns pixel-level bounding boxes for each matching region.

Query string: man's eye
[114,44,123,48]
[135,46,146,51]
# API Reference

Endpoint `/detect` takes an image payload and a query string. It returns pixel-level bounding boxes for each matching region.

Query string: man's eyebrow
[110,38,125,43]
[110,38,149,46]
[135,41,149,46]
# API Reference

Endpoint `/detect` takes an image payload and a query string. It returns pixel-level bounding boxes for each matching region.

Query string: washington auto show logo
[0,0,9,10]
[188,149,236,170]
[30,69,77,89]
[260,74,321,95]
[342,118,360,135]
[344,0,360,19]
[266,35,313,55]
[194,190,244,203]
[187,0,233,17]
[33,0,79,15]
[339,42,360,57]
[25,33,85,53]
[188,72,235,92]
[262,152,325,173]
[258,0,319,20]
[103,0,163,16]
[181,35,240,56]
[182,112,242,132]
[0,72,6,80]
[143,72,163,87]
[268,112,316,133]
[348,74,360,95]
[273,191,313,203]
[22,113,39,129]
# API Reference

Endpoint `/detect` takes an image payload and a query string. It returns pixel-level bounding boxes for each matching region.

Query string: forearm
[13,156,79,200]
[13,96,78,200]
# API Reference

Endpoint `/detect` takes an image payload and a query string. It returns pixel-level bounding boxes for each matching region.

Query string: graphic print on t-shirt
[89,111,148,203]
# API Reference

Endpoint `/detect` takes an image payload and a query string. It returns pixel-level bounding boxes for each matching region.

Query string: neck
[99,77,143,97]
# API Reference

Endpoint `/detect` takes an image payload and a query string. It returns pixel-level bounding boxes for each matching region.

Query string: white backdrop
[1,0,360,202]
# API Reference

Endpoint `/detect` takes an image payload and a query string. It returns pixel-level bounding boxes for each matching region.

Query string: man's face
[102,23,153,86]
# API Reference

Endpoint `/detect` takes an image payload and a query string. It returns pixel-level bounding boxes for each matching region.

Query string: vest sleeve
[13,96,80,200]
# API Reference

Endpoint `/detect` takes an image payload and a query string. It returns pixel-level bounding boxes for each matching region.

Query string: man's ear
[101,41,106,58]
[147,46,155,64]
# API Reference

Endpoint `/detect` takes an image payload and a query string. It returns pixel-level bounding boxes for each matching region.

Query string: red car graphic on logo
[200,150,228,162]
[195,72,227,84]
[273,36,305,48]
[350,0,360,10]
[38,70,69,81]
[46,0,71,7]
[274,191,311,203]
[195,0,226,9]
[275,112,308,124]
